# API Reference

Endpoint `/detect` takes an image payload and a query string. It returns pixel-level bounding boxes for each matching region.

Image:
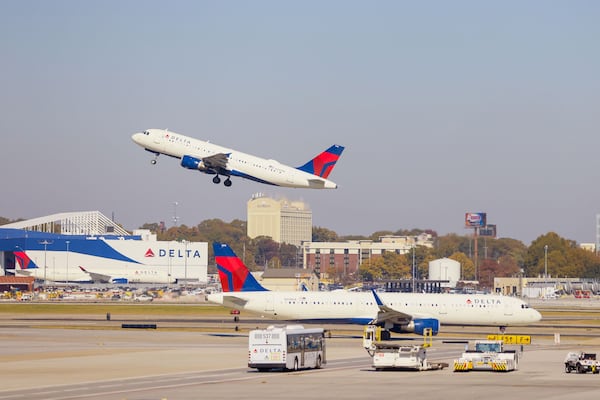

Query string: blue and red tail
[14,251,39,270]
[213,242,267,292]
[296,144,344,179]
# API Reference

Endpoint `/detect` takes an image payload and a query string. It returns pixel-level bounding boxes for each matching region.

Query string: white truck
[369,342,447,371]
[453,340,519,372]
[564,352,600,374]
[363,326,446,371]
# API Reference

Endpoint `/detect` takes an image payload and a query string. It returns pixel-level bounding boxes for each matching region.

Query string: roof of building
[261,268,315,279]
[0,276,35,284]
[2,211,129,236]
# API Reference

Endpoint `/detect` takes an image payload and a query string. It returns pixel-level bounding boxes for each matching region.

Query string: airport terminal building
[0,211,208,284]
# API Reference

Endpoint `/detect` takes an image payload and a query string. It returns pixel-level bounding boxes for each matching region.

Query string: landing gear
[150,158,157,165]
[212,175,232,187]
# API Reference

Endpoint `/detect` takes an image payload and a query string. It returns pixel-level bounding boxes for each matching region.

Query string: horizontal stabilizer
[222,295,249,308]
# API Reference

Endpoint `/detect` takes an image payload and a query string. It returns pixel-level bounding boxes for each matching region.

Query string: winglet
[297,144,345,179]
[213,242,268,292]
[371,289,384,307]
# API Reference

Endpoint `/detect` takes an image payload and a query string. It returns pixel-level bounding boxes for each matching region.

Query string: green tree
[312,226,338,242]
[435,234,471,258]
[449,252,475,280]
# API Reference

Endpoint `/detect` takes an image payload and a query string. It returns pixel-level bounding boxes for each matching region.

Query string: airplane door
[151,131,166,153]
[265,293,275,312]
[438,303,448,315]
[504,302,514,316]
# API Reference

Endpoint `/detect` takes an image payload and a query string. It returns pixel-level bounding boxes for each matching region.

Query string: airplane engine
[390,318,440,336]
[180,155,211,172]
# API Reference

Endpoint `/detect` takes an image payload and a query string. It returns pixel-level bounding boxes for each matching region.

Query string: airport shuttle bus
[248,325,326,371]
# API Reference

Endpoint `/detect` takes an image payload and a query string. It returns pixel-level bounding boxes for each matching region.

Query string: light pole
[411,244,416,293]
[65,241,70,286]
[39,240,53,286]
[183,240,188,289]
[544,245,548,279]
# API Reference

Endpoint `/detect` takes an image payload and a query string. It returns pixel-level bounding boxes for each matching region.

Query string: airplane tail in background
[14,251,38,270]
[213,242,268,292]
[296,144,345,179]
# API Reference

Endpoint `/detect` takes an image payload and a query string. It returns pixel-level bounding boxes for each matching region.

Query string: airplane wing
[79,266,111,283]
[369,290,433,326]
[202,153,229,171]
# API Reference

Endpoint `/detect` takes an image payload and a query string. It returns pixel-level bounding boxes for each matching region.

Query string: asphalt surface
[1,304,600,400]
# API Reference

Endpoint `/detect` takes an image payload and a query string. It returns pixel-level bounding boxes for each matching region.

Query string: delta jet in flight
[131,129,344,188]
[207,243,542,336]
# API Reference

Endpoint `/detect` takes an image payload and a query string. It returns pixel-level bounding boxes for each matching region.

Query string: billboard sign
[465,212,486,227]
[479,224,497,238]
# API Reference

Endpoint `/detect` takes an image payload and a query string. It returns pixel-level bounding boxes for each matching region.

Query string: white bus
[248,325,326,371]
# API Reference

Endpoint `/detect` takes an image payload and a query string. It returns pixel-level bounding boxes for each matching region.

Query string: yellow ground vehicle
[453,340,518,372]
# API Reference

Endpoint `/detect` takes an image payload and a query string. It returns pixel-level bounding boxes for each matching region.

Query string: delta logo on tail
[213,242,267,292]
[296,144,344,179]
[14,251,38,269]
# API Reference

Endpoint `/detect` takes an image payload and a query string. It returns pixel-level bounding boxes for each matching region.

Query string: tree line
[139,220,600,288]
[3,216,599,287]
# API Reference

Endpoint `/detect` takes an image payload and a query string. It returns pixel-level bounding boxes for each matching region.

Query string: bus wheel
[315,355,322,369]
[294,358,299,371]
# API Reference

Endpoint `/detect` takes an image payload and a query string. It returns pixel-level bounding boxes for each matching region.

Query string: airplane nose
[131,132,144,144]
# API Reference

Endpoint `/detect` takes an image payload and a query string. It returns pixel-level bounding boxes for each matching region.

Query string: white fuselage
[207,291,542,326]
[15,268,90,283]
[15,265,176,284]
[132,129,339,188]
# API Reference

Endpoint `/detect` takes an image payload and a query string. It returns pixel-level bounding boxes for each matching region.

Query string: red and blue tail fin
[14,251,39,270]
[296,144,344,179]
[213,242,268,292]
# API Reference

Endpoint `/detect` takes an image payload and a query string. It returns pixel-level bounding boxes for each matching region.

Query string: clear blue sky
[1,1,599,245]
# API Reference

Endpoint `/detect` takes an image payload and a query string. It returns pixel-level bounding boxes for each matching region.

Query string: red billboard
[465,212,487,227]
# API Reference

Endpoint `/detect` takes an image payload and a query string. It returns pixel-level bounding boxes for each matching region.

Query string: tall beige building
[247,193,312,246]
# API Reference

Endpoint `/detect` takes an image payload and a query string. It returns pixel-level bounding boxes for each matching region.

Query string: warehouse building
[0,211,207,284]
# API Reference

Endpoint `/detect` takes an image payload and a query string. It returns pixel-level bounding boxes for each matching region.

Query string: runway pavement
[1,306,600,400]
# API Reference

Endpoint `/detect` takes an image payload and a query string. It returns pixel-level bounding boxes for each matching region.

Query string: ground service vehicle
[453,340,518,372]
[363,326,445,371]
[248,325,326,372]
[369,343,447,371]
[564,352,600,374]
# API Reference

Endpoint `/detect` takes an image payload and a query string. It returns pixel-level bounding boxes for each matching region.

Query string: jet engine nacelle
[390,318,440,336]
[181,155,211,172]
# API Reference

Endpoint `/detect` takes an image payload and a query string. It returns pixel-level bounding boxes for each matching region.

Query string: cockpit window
[144,130,150,135]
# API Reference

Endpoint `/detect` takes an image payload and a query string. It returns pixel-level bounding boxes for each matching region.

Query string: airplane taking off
[207,243,542,336]
[131,129,344,188]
